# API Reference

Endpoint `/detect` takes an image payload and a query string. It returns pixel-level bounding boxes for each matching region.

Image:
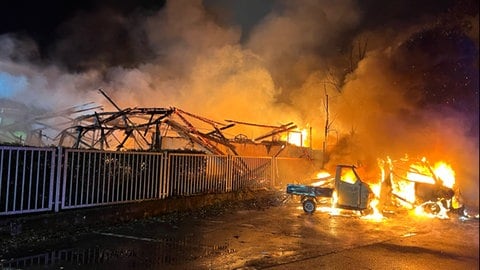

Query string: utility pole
[322,84,329,169]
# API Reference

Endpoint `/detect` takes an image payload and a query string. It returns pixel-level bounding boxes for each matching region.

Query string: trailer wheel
[303,199,316,214]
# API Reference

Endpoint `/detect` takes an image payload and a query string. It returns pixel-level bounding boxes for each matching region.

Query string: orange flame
[362,182,384,221]
[281,129,308,147]
[311,171,332,187]
[340,170,357,184]
[316,171,331,179]
[391,156,457,219]
[413,201,450,219]
[432,161,455,189]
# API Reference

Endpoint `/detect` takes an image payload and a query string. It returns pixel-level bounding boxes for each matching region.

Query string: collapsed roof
[56,89,299,154]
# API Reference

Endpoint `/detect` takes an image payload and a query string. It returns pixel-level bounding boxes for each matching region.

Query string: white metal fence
[0,146,315,216]
[0,146,56,215]
[61,149,168,210]
[168,154,230,196]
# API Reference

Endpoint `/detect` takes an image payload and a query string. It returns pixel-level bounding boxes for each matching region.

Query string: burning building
[54,90,320,160]
[0,0,477,211]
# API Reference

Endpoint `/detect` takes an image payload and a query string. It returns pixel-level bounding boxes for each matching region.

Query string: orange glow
[340,170,357,184]
[392,179,416,207]
[413,201,449,219]
[405,159,456,188]
[406,161,435,185]
[316,171,331,179]
[432,161,455,188]
[387,156,458,219]
[362,182,384,221]
[311,171,333,186]
[328,191,341,215]
[281,129,308,147]
[362,198,384,221]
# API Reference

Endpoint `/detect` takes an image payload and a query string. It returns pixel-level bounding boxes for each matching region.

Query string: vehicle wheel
[303,199,316,214]
[424,202,440,215]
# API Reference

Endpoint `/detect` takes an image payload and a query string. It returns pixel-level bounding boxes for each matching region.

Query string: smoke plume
[0,0,478,207]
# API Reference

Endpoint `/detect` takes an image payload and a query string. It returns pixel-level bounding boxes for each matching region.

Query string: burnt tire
[424,202,441,215]
[303,199,316,214]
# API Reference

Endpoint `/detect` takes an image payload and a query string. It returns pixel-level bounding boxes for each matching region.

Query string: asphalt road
[1,194,478,270]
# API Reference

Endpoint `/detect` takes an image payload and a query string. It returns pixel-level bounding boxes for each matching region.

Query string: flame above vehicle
[300,155,462,221]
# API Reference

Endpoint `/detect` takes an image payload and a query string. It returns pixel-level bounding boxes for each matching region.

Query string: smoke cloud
[0,0,478,207]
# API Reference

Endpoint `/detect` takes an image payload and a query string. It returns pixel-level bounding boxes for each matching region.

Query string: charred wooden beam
[206,123,235,136]
[94,111,109,150]
[254,124,297,141]
[176,108,226,127]
[165,119,225,155]
[225,119,293,129]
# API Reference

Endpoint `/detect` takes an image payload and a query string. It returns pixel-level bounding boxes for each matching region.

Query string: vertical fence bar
[42,151,48,209]
[154,154,159,198]
[131,153,136,200]
[85,151,91,204]
[61,149,69,209]
[35,151,40,209]
[80,152,86,205]
[55,147,62,212]
[103,152,110,202]
[12,150,18,211]
[0,149,3,211]
[163,152,169,199]
[91,151,97,204]
[5,149,11,212]
[27,150,33,210]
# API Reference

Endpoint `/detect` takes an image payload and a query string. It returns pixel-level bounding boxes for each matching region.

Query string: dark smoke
[0,0,478,207]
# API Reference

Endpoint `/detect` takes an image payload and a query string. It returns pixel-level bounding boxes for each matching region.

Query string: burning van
[381,156,462,218]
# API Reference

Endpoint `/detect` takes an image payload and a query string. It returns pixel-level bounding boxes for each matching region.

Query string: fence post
[162,152,169,199]
[226,155,232,192]
[271,157,275,189]
[54,146,63,212]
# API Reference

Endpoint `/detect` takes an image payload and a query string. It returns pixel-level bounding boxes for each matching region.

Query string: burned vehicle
[384,157,460,216]
[286,158,463,218]
[286,165,373,214]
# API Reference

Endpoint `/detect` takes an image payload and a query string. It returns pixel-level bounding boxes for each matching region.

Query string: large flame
[405,158,456,188]
[432,161,455,189]
[390,156,458,219]
[281,128,308,147]
[296,156,458,221]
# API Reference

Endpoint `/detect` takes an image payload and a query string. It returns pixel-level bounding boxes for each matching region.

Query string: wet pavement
[1,193,478,270]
